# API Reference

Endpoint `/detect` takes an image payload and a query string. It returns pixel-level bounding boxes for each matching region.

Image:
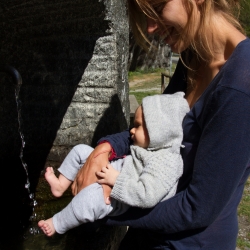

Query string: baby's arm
[96,163,120,187]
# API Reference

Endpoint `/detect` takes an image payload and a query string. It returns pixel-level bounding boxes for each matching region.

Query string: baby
[38,92,189,236]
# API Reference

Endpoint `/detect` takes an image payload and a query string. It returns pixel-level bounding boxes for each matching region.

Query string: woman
[72,0,250,249]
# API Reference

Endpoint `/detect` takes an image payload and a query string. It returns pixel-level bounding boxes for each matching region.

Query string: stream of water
[8,66,40,237]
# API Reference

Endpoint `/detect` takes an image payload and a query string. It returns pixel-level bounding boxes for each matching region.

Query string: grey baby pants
[53,144,129,234]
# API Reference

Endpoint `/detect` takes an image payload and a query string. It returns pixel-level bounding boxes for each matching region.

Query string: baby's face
[130,106,149,148]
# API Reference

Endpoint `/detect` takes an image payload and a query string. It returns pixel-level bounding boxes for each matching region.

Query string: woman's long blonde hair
[128,0,245,63]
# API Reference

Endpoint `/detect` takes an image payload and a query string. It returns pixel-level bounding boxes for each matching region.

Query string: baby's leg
[46,144,94,197]
[45,167,72,197]
[38,218,55,237]
[52,183,113,234]
[38,181,129,236]
[58,144,94,181]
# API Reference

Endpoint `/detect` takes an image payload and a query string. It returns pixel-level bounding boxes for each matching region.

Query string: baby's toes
[46,167,54,174]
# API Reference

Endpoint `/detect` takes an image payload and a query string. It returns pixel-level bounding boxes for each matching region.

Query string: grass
[128,67,166,79]
[237,178,250,249]
[129,65,176,104]
[238,179,250,218]
[129,68,163,104]
[128,66,250,249]
[129,91,161,105]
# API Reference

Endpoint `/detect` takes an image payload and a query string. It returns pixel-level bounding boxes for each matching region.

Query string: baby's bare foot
[45,167,64,197]
[38,218,56,237]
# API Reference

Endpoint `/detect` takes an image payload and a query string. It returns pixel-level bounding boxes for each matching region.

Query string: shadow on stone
[0,0,111,248]
[91,94,129,146]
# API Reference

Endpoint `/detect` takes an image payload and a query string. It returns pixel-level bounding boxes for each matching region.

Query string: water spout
[1,65,39,236]
[2,65,22,87]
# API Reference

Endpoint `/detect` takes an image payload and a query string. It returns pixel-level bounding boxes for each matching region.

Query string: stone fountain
[0,0,129,249]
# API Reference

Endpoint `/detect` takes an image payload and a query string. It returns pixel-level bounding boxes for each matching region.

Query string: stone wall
[47,0,130,166]
[0,0,129,249]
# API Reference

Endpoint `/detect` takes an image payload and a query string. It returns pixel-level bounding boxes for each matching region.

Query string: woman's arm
[71,142,112,195]
[104,86,250,233]
[72,129,131,201]
[97,129,132,158]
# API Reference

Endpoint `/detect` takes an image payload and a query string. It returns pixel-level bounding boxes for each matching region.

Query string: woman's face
[146,0,200,52]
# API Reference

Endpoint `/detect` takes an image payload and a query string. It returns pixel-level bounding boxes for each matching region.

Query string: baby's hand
[96,163,119,187]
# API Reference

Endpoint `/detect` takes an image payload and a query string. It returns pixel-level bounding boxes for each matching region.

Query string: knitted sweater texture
[111,145,183,208]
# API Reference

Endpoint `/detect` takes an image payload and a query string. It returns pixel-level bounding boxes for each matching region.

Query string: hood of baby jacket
[142,92,190,151]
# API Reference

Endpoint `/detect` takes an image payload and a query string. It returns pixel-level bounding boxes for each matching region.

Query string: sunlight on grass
[129,91,161,105]
[128,66,176,85]
[128,67,165,79]
[129,68,171,103]
[129,69,163,104]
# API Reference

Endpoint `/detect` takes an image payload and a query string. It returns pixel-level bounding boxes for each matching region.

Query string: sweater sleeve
[97,129,132,158]
[104,86,250,233]
[111,148,183,208]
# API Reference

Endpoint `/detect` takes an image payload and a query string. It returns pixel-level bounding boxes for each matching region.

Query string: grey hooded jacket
[111,92,190,208]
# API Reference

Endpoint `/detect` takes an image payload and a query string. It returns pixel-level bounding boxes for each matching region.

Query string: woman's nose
[147,17,158,34]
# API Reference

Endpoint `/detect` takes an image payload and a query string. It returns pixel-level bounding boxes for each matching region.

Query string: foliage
[240,0,250,37]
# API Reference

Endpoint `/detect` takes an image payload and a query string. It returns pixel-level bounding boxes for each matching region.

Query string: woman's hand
[71,142,112,204]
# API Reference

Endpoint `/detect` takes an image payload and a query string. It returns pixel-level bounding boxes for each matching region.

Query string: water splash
[5,66,40,235]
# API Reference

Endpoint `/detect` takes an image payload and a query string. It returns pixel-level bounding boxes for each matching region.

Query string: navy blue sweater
[99,38,250,249]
